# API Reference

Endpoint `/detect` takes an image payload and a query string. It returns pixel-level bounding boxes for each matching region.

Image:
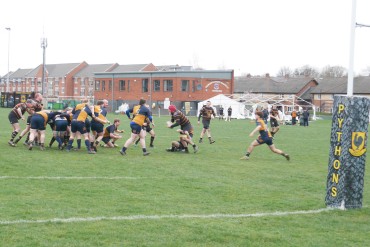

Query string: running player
[240,111,290,161]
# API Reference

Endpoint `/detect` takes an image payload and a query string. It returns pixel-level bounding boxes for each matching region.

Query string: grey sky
[1,0,370,77]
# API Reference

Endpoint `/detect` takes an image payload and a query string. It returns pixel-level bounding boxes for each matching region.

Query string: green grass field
[0,108,369,246]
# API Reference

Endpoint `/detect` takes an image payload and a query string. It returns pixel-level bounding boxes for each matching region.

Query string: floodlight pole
[41,37,48,96]
[347,0,357,97]
[5,27,11,93]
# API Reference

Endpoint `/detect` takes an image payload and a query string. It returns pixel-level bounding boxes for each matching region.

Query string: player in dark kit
[218,106,224,120]
[197,101,216,144]
[269,108,280,137]
[7,102,30,146]
[168,105,198,153]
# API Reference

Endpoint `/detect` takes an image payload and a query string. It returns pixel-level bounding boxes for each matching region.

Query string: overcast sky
[1,0,370,77]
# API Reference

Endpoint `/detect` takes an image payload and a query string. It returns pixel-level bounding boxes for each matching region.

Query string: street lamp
[41,37,48,95]
[5,27,11,93]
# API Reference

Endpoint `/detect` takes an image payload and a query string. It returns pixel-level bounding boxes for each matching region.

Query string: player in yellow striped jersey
[120,99,152,156]
[90,99,110,151]
[66,102,104,154]
[240,111,290,161]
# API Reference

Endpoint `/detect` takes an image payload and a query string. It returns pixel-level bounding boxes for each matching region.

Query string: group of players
[7,94,124,154]
[7,95,290,160]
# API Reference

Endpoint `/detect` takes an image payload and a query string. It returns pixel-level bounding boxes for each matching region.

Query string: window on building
[109,80,112,91]
[119,80,126,91]
[74,87,78,95]
[102,80,106,91]
[80,88,85,96]
[164,80,173,92]
[95,80,100,91]
[153,80,160,92]
[142,79,149,92]
[181,80,189,92]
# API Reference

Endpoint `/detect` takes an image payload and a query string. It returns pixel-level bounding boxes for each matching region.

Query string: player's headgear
[168,105,177,113]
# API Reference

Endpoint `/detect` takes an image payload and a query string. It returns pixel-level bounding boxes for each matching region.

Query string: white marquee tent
[197,94,246,119]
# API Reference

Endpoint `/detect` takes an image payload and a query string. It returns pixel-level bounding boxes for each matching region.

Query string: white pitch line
[0,176,142,180]
[0,208,335,225]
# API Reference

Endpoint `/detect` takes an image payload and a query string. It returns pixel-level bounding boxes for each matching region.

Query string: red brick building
[93,68,234,114]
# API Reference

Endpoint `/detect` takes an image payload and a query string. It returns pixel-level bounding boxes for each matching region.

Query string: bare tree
[320,65,346,77]
[293,65,319,77]
[277,66,293,77]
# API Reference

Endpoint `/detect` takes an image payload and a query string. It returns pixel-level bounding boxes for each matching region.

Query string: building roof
[25,63,82,78]
[8,68,33,79]
[156,65,192,71]
[111,64,154,73]
[45,63,81,77]
[234,76,316,94]
[74,63,117,77]
[311,77,370,94]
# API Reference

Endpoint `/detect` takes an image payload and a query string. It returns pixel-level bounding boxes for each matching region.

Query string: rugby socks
[77,139,81,149]
[14,135,22,144]
[135,138,140,145]
[25,132,31,143]
[55,136,62,147]
[245,152,250,157]
[49,136,56,147]
[150,136,155,146]
[10,131,18,141]
[84,140,90,151]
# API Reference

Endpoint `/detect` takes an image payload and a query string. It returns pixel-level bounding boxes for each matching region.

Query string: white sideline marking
[0,208,335,225]
[0,176,141,180]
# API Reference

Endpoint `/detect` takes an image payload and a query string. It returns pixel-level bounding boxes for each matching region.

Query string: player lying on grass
[166,129,198,153]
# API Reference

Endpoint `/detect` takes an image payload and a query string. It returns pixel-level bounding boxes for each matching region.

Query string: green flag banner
[326,95,370,209]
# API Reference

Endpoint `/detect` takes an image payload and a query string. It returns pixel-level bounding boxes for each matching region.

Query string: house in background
[311,77,370,113]
[234,74,370,113]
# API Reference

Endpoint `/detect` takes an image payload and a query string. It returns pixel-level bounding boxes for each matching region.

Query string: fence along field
[0,107,369,246]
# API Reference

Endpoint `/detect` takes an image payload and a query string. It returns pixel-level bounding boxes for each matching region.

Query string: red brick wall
[94,75,234,103]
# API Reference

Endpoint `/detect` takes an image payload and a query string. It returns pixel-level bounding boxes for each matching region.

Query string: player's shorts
[91,121,104,133]
[202,119,211,129]
[55,119,68,132]
[71,120,87,134]
[270,118,279,128]
[26,115,32,125]
[102,136,111,144]
[85,119,91,133]
[30,114,46,131]
[257,136,273,146]
[130,122,143,134]
[143,125,152,133]
[8,111,19,125]
[181,123,194,137]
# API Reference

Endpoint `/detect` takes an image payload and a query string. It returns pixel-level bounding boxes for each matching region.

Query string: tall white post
[5,27,11,93]
[347,0,357,96]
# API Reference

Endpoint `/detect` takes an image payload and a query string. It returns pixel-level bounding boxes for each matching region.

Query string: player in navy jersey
[101,119,124,148]
[240,111,290,161]
[120,99,151,156]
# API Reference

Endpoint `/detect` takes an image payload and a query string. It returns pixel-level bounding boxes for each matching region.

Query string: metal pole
[5,27,11,93]
[41,37,48,96]
[112,74,114,112]
[347,0,357,96]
